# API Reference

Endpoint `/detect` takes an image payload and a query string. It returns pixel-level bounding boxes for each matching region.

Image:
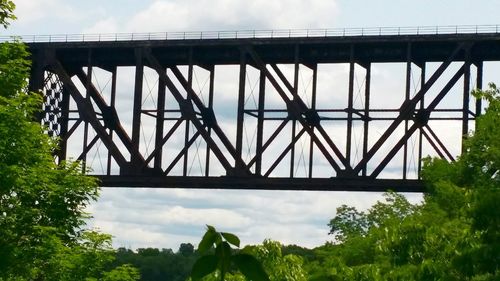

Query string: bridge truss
[28,32,500,191]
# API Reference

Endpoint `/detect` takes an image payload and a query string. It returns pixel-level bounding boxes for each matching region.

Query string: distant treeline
[110,243,314,281]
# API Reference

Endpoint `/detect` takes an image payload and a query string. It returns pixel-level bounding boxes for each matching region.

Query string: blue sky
[6,0,500,250]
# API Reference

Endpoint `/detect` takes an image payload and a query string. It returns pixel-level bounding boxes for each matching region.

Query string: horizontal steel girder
[98,175,424,192]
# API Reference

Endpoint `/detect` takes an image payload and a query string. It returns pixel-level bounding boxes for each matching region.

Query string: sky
[5,0,500,250]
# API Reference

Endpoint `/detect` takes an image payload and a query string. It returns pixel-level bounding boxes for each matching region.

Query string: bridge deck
[29,33,500,66]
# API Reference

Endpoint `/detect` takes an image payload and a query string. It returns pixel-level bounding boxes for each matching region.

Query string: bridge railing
[2,24,500,43]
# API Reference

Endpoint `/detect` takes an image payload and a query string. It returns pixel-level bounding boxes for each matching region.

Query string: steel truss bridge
[26,27,500,192]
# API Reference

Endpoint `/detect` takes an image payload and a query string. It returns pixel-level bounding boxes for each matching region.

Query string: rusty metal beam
[255,70,266,176]
[98,175,425,192]
[52,60,129,168]
[236,50,246,169]
[155,67,166,170]
[346,45,355,165]
[308,64,318,178]
[475,61,483,116]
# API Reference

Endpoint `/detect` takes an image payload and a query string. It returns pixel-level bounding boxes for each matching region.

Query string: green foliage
[250,240,307,281]
[191,225,269,281]
[328,192,416,244]
[112,246,198,281]
[179,242,196,256]
[0,38,104,280]
[328,205,368,242]
[0,5,139,280]
[0,0,15,28]
[101,264,141,281]
[314,84,500,281]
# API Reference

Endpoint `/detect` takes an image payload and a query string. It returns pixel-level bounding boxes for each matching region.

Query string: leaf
[232,254,270,281]
[215,241,232,277]
[221,232,240,247]
[198,226,218,253]
[191,254,218,281]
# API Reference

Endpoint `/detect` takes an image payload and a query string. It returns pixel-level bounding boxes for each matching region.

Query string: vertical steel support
[205,65,215,177]
[83,49,93,171]
[58,85,71,163]
[309,64,318,178]
[475,61,483,117]
[131,48,144,168]
[29,50,45,94]
[290,45,299,177]
[462,50,471,151]
[403,43,411,179]
[362,63,371,177]
[184,50,194,176]
[256,70,266,176]
[346,45,355,164]
[107,66,117,175]
[155,67,166,170]
[235,50,246,169]
[417,63,426,179]
[29,49,46,124]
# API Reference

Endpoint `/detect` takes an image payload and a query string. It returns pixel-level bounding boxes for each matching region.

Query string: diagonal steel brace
[143,50,242,174]
[245,46,344,173]
[52,60,128,167]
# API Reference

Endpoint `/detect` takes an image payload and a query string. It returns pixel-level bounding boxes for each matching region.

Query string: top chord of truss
[4,24,500,43]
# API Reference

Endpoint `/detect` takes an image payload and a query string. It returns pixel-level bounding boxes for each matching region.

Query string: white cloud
[83,0,339,34]
[82,17,119,35]
[86,188,414,250]
[14,0,81,24]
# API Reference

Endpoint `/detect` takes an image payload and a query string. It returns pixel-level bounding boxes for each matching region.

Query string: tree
[0,3,139,280]
[0,0,15,28]
[179,242,195,256]
[318,84,500,280]
[250,240,307,281]
[101,265,141,281]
